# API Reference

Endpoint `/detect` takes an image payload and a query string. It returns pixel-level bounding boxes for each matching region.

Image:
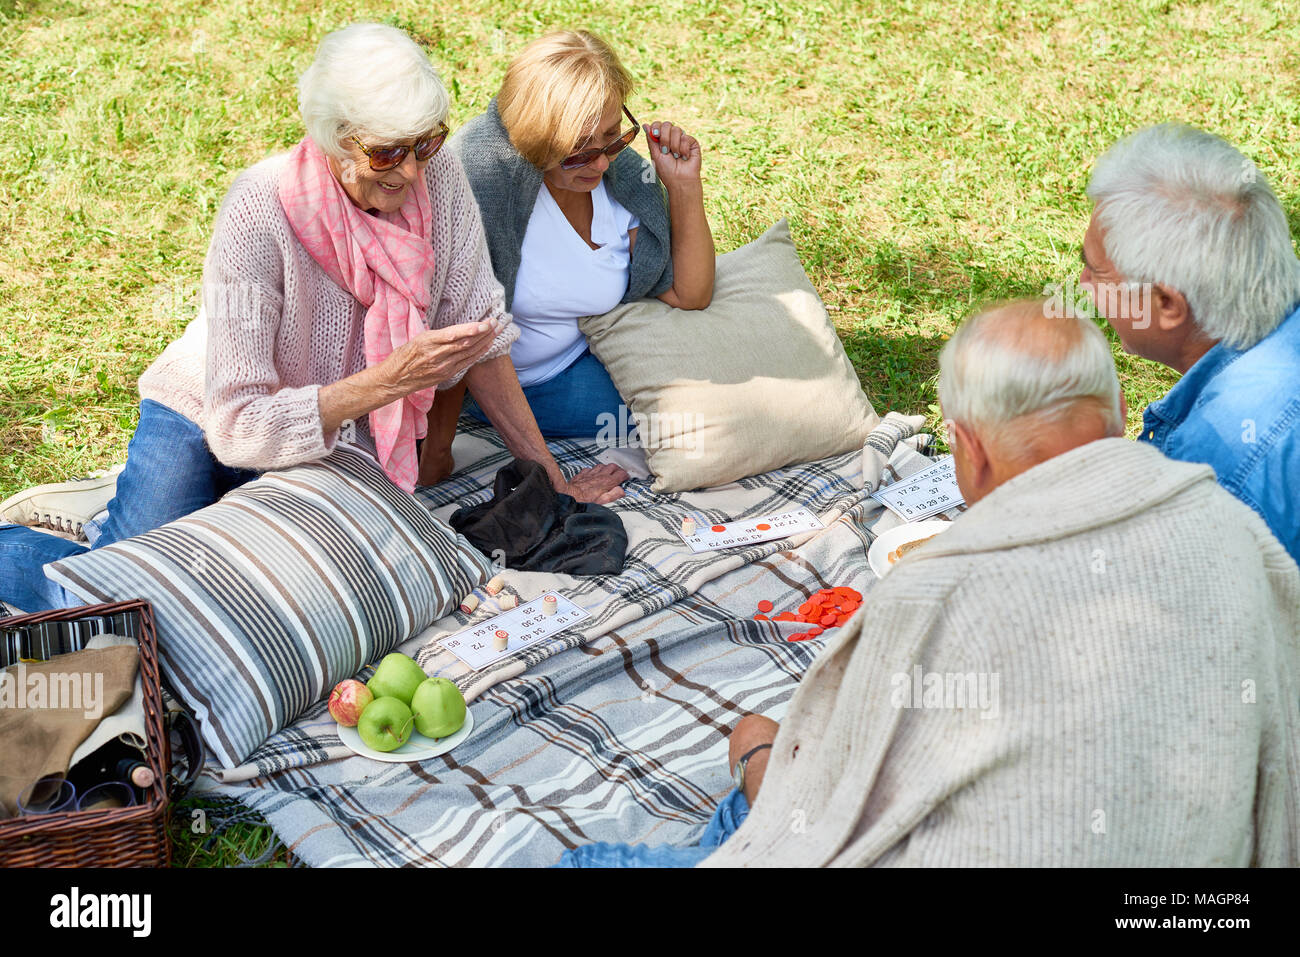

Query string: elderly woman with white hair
[560,299,1300,867]
[0,22,626,614]
[1080,122,1300,564]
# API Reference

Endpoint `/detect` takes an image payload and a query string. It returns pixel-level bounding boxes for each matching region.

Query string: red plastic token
[786,632,810,642]
[774,612,799,622]
[756,523,771,531]
[819,613,836,626]
[757,600,774,613]
[808,626,824,637]
[753,614,769,621]
[711,524,727,532]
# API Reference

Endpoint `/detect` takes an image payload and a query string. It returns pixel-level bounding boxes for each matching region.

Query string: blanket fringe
[174,795,304,867]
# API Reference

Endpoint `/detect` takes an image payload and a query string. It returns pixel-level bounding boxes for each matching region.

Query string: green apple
[366,652,427,706]
[356,697,414,752]
[410,677,467,740]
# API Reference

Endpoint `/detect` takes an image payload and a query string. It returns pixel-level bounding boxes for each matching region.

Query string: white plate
[868,520,953,578]
[337,707,475,763]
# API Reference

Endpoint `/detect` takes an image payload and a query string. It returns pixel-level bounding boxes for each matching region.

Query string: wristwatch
[732,743,773,792]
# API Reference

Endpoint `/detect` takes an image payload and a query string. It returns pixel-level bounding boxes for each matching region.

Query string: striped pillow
[46,446,491,768]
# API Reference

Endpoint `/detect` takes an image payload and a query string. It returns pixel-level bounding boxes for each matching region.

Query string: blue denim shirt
[1138,302,1300,564]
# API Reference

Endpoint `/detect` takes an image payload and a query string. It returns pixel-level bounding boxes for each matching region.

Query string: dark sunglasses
[352,122,450,172]
[559,106,640,171]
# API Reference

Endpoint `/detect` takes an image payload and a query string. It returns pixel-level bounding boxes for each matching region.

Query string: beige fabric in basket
[0,645,137,817]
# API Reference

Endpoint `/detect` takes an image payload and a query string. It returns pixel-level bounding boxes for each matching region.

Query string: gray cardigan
[449,98,674,311]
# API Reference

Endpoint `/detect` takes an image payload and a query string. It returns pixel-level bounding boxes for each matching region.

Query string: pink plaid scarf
[278,137,436,493]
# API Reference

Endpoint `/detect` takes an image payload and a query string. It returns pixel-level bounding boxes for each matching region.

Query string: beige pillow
[579,219,880,492]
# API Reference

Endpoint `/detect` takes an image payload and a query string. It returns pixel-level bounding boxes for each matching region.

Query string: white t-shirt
[509,179,640,387]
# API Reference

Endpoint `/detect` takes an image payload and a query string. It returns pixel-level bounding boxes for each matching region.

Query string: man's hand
[729,714,781,805]
[558,463,629,505]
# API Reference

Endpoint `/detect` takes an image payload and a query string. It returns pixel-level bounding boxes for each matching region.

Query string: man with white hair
[1081,122,1300,564]
[559,300,1299,867]
[690,300,1299,867]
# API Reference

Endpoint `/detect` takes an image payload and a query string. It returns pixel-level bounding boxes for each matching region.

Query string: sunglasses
[351,122,450,172]
[559,106,640,171]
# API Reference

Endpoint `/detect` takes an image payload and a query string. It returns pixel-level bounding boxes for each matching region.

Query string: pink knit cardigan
[138,149,518,471]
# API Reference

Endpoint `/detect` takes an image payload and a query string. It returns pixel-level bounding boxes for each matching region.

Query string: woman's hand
[462,356,630,505]
[558,463,629,505]
[319,321,498,436]
[384,321,499,395]
[643,121,715,311]
[644,121,702,189]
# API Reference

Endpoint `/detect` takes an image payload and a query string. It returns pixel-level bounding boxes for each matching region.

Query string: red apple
[328,678,374,727]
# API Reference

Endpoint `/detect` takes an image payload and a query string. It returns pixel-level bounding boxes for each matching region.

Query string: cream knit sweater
[702,439,1300,867]
[138,149,518,471]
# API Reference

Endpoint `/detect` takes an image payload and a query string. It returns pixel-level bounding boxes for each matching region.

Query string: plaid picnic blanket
[193,413,949,865]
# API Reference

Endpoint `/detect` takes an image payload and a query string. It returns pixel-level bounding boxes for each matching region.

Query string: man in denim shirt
[1080,124,1300,564]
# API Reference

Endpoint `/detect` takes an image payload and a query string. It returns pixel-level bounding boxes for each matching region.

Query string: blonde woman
[448,30,715,438]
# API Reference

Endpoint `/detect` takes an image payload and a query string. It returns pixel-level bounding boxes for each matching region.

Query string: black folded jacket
[448,459,628,576]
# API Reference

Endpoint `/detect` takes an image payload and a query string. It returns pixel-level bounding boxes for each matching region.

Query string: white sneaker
[0,465,125,540]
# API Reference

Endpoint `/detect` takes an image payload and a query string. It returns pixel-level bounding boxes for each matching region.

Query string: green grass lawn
[3,0,1298,864]
[4,0,1299,497]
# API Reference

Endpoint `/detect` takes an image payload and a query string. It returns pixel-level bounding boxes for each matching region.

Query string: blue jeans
[554,788,750,868]
[465,349,625,438]
[0,399,258,613]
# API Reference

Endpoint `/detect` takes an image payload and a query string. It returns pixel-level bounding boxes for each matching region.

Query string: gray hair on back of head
[298,22,450,161]
[1087,123,1300,351]
[938,299,1124,445]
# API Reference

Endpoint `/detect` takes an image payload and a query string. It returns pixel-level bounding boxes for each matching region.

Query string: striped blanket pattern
[412,413,930,702]
[194,414,943,865]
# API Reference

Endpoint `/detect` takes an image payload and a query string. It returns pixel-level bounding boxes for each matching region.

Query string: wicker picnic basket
[0,599,172,867]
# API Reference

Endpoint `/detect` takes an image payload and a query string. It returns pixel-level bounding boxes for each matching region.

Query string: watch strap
[737,743,773,766]
[733,742,773,791]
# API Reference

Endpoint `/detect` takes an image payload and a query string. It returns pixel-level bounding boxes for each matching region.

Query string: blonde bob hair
[497,30,635,171]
